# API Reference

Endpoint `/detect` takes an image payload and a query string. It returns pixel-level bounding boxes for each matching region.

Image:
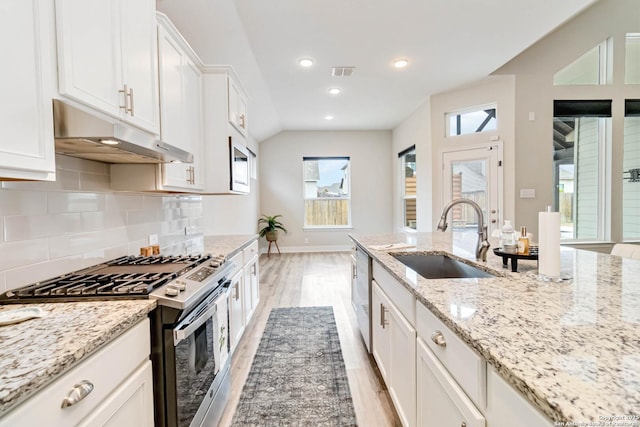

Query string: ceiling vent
[332,67,355,77]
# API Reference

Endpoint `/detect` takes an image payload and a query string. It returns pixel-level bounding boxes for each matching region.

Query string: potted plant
[258,214,287,256]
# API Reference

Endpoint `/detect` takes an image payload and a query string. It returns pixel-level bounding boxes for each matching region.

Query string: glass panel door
[442,144,501,236]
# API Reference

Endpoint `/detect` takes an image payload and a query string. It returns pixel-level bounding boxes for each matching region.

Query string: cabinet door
[228,270,245,353]
[157,25,184,150]
[243,255,259,322]
[56,0,122,116]
[77,361,154,427]
[0,0,55,180]
[161,57,202,190]
[417,338,485,427]
[228,77,247,135]
[372,280,391,382]
[389,304,416,427]
[119,0,159,134]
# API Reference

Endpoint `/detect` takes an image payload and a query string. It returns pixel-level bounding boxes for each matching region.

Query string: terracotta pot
[265,230,279,242]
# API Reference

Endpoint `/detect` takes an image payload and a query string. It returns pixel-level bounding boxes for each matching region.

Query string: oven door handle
[174,303,218,346]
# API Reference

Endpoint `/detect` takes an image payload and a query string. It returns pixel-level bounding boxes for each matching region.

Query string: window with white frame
[624,33,639,84]
[446,104,497,137]
[553,100,611,241]
[303,157,351,228]
[399,146,416,229]
[553,38,613,86]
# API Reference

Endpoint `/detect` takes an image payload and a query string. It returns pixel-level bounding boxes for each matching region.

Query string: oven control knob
[165,286,180,297]
[174,281,186,291]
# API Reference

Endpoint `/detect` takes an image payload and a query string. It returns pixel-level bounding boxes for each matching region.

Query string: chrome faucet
[437,199,491,262]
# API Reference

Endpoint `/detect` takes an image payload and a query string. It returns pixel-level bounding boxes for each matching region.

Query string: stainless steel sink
[392,254,496,279]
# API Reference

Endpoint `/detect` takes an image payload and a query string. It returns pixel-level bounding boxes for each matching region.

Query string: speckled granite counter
[0,300,156,416]
[203,234,258,259]
[350,232,640,424]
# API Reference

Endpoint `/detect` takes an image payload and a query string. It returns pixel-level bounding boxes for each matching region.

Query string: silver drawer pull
[431,330,447,347]
[61,380,94,408]
[461,422,467,427]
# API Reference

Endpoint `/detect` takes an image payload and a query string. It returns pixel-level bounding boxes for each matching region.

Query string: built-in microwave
[229,137,250,194]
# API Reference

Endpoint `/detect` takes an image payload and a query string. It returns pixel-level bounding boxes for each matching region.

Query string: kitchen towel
[538,208,561,278]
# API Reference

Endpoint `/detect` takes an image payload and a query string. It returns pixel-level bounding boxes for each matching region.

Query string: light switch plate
[520,188,536,198]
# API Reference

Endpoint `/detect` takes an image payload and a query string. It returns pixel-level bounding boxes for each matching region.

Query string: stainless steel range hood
[53,100,193,164]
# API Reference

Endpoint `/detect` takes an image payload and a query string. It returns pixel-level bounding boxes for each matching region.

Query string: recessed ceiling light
[298,58,314,67]
[325,115,334,120]
[328,88,341,95]
[393,59,409,69]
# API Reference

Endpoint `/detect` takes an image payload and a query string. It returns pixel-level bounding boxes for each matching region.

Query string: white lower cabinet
[417,337,485,427]
[228,266,245,352]
[243,253,260,323]
[485,366,555,427]
[0,319,152,427]
[372,279,416,427]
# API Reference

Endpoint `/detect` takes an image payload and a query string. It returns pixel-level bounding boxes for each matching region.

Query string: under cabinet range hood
[53,100,193,164]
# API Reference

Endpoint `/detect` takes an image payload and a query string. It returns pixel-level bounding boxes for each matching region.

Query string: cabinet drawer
[228,252,243,276]
[416,302,485,408]
[243,240,259,264]
[0,319,150,427]
[372,261,415,325]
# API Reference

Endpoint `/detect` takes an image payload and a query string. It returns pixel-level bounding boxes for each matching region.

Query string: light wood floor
[216,252,401,427]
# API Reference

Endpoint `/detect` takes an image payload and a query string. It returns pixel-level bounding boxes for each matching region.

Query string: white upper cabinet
[55,0,160,135]
[228,76,248,136]
[111,14,204,192]
[0,0,56,180]
[201,68,252,194]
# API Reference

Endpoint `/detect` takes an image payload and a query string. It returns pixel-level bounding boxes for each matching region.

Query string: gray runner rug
[231,306,358,426]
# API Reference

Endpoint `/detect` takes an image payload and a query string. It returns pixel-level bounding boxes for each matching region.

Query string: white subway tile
[81,211,106,231]
[48,228,128,259]
[0,190,47,216]
[127,208,159,225]
[4,213,81,241]
[4,254,84,290]
[55,155,109,175]
[48,192,107,214]
[0,170,80,192]
[107,193,144,211]
[79,172,111,192]
[0,239,49,270]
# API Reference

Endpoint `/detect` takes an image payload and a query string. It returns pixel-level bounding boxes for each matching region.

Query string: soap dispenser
[518,226,530,255]
[500,220,516,250]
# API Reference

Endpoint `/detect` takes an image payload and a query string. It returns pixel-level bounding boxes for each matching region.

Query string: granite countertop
[0,299,156,416]
[350,232,640,424]
[203,234,258,260]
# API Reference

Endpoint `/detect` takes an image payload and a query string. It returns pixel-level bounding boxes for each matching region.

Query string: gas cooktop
[0,254,227,305]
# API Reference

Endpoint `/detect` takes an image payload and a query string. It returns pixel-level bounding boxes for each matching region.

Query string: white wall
[392,101,433,232]
[259,130,393,251]
[0,155,205,293]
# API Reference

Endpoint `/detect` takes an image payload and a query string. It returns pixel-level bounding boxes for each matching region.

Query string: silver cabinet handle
[380,303,388,329]
[431,331,447,347]
[461,423,467,427]
[234,282,240,301]
[119,84,129,112]
[61,380,94,408]
[128,86,134,116]
[352,264,357,279]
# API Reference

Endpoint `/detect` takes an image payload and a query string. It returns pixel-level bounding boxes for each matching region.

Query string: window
[553,100,611,241]
[623,100,640,239]
[553,38,612,85]
[446,104,496,137]
[399,146,416,229]
[248,148,257,180]
[303,157,351,228]
[625,33,640,84]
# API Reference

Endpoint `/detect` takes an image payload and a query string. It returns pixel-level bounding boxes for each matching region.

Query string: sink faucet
[437,199,491,262]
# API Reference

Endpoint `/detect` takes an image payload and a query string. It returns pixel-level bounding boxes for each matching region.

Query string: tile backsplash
[0,155,204,293]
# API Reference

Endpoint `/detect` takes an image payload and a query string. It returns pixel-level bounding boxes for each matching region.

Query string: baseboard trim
[259,245,352,254]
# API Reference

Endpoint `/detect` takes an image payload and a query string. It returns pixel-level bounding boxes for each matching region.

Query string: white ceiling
[156,0,596,142]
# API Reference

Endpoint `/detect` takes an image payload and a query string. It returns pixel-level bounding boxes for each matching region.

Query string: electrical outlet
[148,234,158,245]
[184,226,196,235]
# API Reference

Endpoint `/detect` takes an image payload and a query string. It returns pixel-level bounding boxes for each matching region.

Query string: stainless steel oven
[165,280,230,427]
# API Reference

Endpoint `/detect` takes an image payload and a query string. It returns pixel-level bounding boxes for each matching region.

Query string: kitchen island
[350,232,640,424]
